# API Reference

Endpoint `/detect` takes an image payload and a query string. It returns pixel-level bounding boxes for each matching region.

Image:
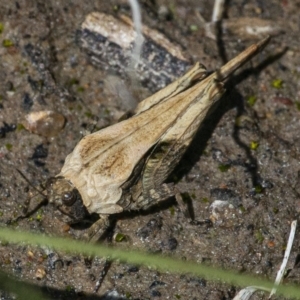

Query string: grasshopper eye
[62,191,76,206]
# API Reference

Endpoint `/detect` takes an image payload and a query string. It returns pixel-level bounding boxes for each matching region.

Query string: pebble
[23,110,65,137]
[35,267,46,280]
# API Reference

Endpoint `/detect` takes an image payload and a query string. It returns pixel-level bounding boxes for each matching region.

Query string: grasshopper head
[46,176,89,223]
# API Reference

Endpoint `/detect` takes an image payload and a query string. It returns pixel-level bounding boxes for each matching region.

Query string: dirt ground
[1,0,300,299]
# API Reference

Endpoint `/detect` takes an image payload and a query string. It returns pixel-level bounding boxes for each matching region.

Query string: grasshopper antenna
[14,169,48,220]
[16,169,47,198]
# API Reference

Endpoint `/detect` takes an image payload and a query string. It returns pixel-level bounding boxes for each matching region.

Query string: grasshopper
[46,37,270,241]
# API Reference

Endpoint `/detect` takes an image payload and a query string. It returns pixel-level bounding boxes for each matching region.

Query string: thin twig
[269,220,297,298]
[211,0,225,22]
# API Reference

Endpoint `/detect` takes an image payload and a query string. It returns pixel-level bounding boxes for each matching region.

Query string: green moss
[218,164,230,172]
[169,206,175,216]
[254,185,263,194]
[17,123,25,131]
[239,205,246,213]
[5,143,12,151]
[84,111,93,118]
[296,101,300,111]
[250,141,259,150]
[181,192,192,203]
[77,86,85,93]
[255,230,264,243]
[0,23,4,34]
[2,39,14,47]
[201,197,209,203]
[247,95,257,106]
[190,24,198,32]
[271,79,283,89]
[104,108,111,115]
[68,78,79,86]
[36,211,43,221]
[202,150,209,156]
[65,285,74,292]
[114,233,127,242]
[113,5,119,12]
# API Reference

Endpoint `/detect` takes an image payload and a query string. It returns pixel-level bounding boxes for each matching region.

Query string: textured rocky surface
[0,1,300,299]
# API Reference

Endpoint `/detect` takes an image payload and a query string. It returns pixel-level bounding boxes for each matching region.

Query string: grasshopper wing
[141,75,224,200]
[141,37,270,201]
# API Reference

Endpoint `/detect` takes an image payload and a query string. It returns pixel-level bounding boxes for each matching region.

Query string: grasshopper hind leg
[129,182,174,210]
[130,183,191,219]
[83,215,111,242]
[82,215,112,293]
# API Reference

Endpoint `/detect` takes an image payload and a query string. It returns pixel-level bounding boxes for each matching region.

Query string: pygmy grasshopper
[46,37,270,241]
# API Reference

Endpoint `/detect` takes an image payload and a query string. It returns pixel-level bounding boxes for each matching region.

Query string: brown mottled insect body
[47,36,270,241]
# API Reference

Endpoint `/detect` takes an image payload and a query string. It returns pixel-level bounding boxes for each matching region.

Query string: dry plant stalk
[46,37,270,241]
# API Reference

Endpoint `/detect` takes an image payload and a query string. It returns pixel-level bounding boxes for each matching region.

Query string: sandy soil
[1,0,300,299]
